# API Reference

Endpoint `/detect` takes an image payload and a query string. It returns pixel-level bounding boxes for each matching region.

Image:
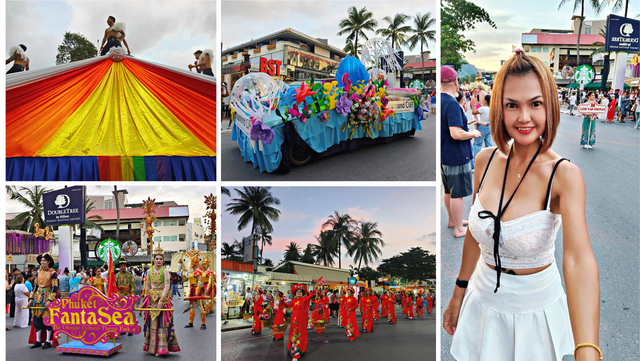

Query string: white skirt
[450,260,574,361]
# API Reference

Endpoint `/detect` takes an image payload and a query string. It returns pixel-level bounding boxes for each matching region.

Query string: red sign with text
[259,57,282,76]
[578,101,607,114]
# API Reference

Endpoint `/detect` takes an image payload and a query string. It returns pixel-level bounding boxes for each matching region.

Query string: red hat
[347,286,355,294]
[441,66,457,84]
[292,284,308,296]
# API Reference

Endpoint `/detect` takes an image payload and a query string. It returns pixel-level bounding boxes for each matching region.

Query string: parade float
[6,48,216,181]
[230,39,424,173]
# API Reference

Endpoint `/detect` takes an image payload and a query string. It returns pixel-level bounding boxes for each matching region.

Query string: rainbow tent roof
[6,55,216,181]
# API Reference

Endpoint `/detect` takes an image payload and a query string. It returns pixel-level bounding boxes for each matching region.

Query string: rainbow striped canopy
[6,56,216,181]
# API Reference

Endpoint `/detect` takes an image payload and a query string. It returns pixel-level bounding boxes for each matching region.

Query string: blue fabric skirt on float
[450,260,574,361]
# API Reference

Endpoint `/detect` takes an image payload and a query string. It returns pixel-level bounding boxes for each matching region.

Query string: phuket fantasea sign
[229,55,424,173]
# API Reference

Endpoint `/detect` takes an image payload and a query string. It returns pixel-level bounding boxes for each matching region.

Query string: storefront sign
[409,79,424,90]
[349,277,356,285]
[605,14,639,52]
[243,235,254,262]
[235,113,252,137]
[578,101,607,114]
[259,57,282,76]
[43,186,86,225]
[387,100,415,113]
[44,286,141,345]
[574,64,594,84]
[95,238,121,262]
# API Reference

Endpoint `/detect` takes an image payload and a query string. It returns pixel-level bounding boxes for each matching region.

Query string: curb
[221,324,253,332]
[221,129,232,134]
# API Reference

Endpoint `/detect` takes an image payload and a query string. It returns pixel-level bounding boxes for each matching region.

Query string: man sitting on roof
[100,16,127,56]
[189,49,213,76]
[6,44,29,74]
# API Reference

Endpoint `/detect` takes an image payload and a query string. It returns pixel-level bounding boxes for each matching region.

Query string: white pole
[58,226,74,271]
[611,53,628,93]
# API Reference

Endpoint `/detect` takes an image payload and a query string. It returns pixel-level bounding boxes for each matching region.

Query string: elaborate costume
[344,288,360,341]
[361,289,374,333]
[283,284,315,360]
[183,249,209,330]
[405,292,414,319]
[387,292,397,324]
[416,292,424,317]
[338,290,346,327]
[89,273,106,294]
[271,291,287,341]
[426,293,434,314]
[252,289,264,335]
[323,293,330,325]
[115,260,136,298]
[380,293,388,318]
[29,253,58,349]
[310,293,325,334]
[142,248,180,355]
[200,258,214,314]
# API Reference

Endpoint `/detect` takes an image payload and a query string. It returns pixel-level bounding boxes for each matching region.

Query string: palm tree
[343,39,362,57]
[337,6,378,59]
[376,13,412,50]
[301,244,315,264]
[225,186,281,237]
[322,211,356,269]
[407,12,436,85]
[258,227,272,261]
[79,197,103,268]
[348,221,385,271]
[558,0,603,67]
[312,230,338,267]
[6,185,50,231]
[221,242,236,260]
[283,242,301,262]
[221,187,231,197]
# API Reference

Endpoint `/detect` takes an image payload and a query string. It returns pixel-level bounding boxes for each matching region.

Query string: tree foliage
[301,244,315,264]
[377,247,435,284]
[441,0,496,70]
[376,13,412,50]
[6,186,51,232]
[56,31,98,65]
[337,6,378,59]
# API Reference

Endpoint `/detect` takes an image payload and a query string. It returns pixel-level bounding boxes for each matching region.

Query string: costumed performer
[373,291,379,321]
[115,258,136,336]
[310,290,325,334]
[283,284,319,360]
[323,291,330,325]
[387,291,397,324]
[100,16,126,56]
[426,291,434,315]
[252,287,264,335]
[344,287,360,342]
[28,253,58,349]
[183,250,208,330]
[380,291,388,319]
[361,288,374,333]
[406,291,415,319]
[89,267,106,294]
[201,258,214,315]
[6,44,29,74]
[416,291,424,317]
[142,248,180,356]
[271,290,287,341]
[338,288,346,328]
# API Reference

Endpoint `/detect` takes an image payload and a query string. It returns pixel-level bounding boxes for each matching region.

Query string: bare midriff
[487,262,553,275]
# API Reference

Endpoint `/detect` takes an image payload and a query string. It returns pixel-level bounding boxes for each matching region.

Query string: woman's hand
[442,297,463,335]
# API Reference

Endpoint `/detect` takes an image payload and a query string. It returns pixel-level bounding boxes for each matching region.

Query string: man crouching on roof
[189,49,214,76]
[6,44,29,74]
[100,16,127,56]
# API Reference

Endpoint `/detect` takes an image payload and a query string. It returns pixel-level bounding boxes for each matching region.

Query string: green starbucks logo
[95,238,121,262]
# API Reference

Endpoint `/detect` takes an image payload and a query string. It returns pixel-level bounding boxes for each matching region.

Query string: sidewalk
[221,317,253,332]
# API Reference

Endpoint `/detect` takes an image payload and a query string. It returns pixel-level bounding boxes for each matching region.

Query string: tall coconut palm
[337,6,378,59]
[283,242,301,262]
[258,227,273,261]
[349,221,385,271]
[558,0,603,67]
[343,39,362,58]
[322,211,356,269]
[221,242,236,260]
[312,230,338,267]
[407,12,436,85]
[225,186,281,241]
[301,244,315,264]
[376,13,412,50]
[6,185,50,231]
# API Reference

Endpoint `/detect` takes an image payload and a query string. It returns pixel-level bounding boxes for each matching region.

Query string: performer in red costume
[380,291,389,319]
[426,291,434,314]
[405,291,415,319]
[338,289,346,328]
[343,287,360,341]
[416,291,424,317]
[322,291,330,325]
[284,284,319,360]
[373,291,379,321]
[401,290,408,317]
[387,291,397,324]
[251,287,264,335]
[361,288,375,333]
[271,290,287,341]
[310,291,325,334]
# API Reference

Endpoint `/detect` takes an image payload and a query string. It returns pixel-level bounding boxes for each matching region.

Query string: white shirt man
[569,94,577,115]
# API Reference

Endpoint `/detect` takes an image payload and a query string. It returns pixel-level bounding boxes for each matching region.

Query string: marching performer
[310,291,325,334]
[183,250,209,330]
[338,288,346,328]
[387,291,397,324]
[142,248,180,356]
[344,287,360,342]
[283,284,319,360]
[115,258,136,336]
[426,291,434,315]
[251,287,264,335]
[361,288,374,333]
[28,253,58,349]
[271,290,287,341]
[406,291,415,319]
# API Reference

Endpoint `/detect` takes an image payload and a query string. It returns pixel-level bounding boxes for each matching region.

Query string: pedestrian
[426,291,434,314]
[569,92,577,115]
[441,66,481,238]
[134,270,143,307]
[580,92,598,149]
[443,49,600,361]
[9,268,21,318]
[431,92,437,114]
[472,94,493,157]
[12,275,29,328]
[634,95,640,129]
[607,95,616,123]
[170,272,181,298]
[59,268,70,298]
[343,287,360,342]
[283,284,319,359]
[618,91,629,123]
[286,289,292,302]
[242,287,252,315]
[599,95,609,123]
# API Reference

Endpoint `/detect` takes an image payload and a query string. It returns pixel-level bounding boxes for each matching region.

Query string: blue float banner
[43,186,86,225]
[605,14,639,52]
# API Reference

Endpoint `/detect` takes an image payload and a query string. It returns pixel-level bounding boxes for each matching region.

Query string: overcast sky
[5,185,216,221]
[6,0,216,72]
[222,187,436,270]
[456,0,638,71]
[222,0,438,60]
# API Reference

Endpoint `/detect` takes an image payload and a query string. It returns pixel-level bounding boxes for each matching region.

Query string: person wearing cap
[343,287,360,341]
[28,253,58,349]
[441,65,481,238]
[114,258,135,336]
[283,283,320,359]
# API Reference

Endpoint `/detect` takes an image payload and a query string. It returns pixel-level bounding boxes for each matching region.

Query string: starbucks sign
[94,238,121,262]
[575,64,594,84]
[409,79,424,90]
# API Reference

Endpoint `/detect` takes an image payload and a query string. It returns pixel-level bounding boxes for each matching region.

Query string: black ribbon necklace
[478,141,542,293]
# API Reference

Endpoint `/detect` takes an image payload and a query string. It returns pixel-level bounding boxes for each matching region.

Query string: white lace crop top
[469,147,566,272]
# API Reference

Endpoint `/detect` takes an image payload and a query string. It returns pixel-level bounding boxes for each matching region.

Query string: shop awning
[266,272,312,283]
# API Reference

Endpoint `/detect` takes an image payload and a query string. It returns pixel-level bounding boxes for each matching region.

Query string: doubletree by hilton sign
[43,186,86,225]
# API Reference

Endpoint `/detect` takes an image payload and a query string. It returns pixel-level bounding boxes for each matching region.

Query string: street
[222,304,436,361]
[440,110,640,360]
[220,116,436,181]
[5,296,216,360]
